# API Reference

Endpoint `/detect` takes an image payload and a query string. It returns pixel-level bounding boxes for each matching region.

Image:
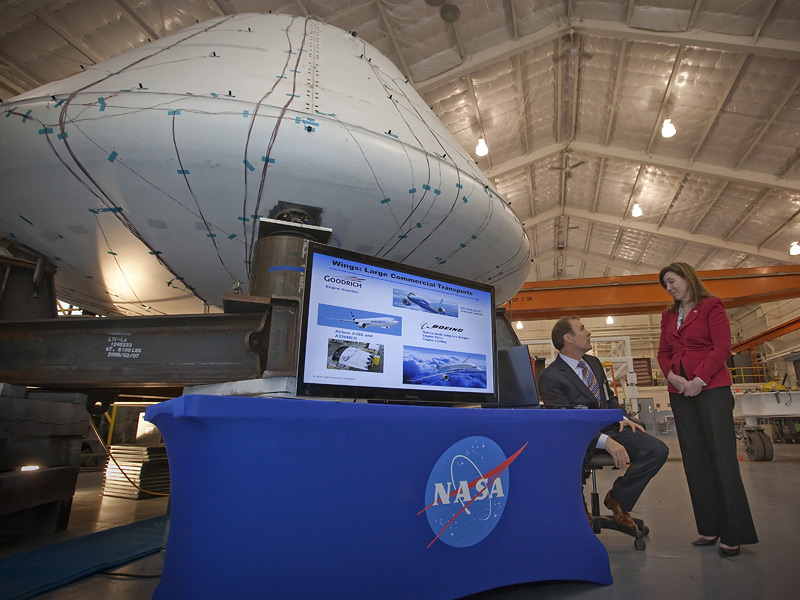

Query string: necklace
[677,301,694,329]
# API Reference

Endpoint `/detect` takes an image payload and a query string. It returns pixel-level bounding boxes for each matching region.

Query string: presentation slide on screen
[302,252,494,393]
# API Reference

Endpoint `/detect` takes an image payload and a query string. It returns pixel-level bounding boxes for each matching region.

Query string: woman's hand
[667,371,689,393]
[682,378,704,397]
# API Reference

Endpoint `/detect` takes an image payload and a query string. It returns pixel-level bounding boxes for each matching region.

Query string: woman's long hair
[658,262,714,312]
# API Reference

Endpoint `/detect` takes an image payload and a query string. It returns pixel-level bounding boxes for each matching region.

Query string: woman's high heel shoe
[691,536,719,546]
[719,545,740,558]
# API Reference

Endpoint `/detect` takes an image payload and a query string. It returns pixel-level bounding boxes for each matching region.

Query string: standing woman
[657,262,758,558]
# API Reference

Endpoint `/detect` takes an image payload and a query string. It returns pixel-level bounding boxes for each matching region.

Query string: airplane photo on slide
[392,289,458,317]
[317,303,402,336]
[403,346,487,388]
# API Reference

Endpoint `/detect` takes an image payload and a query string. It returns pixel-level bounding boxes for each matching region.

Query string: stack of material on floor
[0,384,89,534]
[103,445,170,499]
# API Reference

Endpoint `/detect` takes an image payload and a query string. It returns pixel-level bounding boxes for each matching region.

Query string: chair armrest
[586,452,616,469]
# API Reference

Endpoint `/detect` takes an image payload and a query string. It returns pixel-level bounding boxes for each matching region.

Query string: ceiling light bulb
[661,119,676,138]
[606,316,614,325]
[515,320,523,330]
[475,138,488,156]
[791,242,800,256]
[632,203,643,218]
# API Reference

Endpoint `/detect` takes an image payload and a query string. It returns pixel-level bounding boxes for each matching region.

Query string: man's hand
[604,438,630,469]
[618,419,645,433]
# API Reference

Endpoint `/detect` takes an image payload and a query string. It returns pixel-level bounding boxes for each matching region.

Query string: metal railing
[729,365,766,384]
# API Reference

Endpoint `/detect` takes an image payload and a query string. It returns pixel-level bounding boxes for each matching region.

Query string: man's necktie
[578,360,602,404]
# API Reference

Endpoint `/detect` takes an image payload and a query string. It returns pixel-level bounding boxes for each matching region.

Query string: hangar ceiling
[1,0,799,286]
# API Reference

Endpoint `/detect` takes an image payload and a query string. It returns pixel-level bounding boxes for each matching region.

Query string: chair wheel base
[590,515,648,551]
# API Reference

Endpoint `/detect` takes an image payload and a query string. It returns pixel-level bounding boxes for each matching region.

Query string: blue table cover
[146,395,621,599]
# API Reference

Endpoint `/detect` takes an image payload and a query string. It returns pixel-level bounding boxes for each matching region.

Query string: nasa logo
[420,322,464,333]
[418,436,527,548]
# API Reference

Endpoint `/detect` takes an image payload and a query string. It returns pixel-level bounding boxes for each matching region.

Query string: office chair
[493,338,650,549]
[585,452,649,550]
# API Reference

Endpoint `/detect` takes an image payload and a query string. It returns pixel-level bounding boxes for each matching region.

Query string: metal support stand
[0,218,331,397]
[0,249,58,320]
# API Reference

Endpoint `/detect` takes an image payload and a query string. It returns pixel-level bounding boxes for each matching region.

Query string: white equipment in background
[733,391,800,461]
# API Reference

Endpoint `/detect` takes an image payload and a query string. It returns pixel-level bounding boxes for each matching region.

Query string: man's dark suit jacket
[537,353,669,513]
[536,353,623,447]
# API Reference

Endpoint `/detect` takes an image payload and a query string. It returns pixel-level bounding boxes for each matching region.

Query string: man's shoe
[603,491,636,529]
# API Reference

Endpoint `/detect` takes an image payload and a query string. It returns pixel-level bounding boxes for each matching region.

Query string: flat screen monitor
[496,345,540,408]
[296,242,497,405]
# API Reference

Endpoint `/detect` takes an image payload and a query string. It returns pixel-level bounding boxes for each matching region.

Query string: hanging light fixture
[661,118,676,138]
[791,242,800,256]
[475,138,488,156]
[632,203,643,217]
[606,316,614,325]
[515,320,523,330]
[440,3,461,21]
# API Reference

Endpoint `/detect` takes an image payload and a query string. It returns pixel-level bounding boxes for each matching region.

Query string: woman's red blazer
[657,296,733,393]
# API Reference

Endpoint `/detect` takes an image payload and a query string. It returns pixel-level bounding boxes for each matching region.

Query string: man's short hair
[551,316,579,351]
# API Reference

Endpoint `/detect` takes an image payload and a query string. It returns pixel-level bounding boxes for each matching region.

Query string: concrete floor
[3,437,799,599]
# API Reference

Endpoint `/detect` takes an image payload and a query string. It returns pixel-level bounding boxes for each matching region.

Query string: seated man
[537,316,668,529]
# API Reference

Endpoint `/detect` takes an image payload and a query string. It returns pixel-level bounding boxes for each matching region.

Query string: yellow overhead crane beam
[504,265,800,321]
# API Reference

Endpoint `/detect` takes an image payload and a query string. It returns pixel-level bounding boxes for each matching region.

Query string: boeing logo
[419,437,527,548]
[420,322,463,333]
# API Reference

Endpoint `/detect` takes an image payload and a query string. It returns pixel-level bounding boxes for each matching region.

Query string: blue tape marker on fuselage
[268,266,305,273]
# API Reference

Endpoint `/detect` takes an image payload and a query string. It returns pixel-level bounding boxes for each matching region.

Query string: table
[145,395,621,599]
